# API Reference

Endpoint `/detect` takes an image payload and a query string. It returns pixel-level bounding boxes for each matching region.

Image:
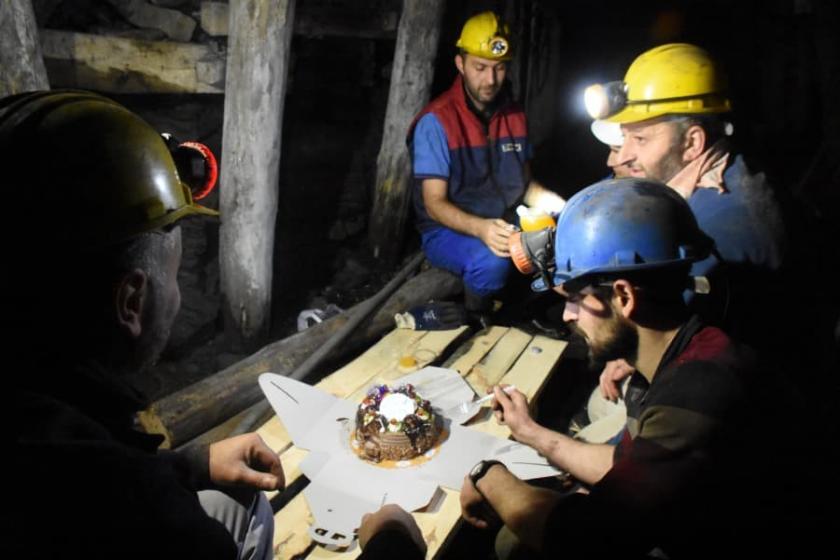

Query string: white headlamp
[584,81,628,120]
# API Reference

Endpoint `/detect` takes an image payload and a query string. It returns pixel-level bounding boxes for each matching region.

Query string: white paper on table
[259,367,562,546]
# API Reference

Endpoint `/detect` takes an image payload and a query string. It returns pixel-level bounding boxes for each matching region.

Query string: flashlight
[584,81,627,120]
[509,227,556,288]
[161,133,219,201]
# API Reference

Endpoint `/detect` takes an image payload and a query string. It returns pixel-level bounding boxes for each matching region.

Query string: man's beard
[647,139,687,184]
[463,78,501,109]
[571,313,638,368]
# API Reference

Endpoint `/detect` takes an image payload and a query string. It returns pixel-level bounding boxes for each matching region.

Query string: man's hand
[598,359,634,402]
[358,504,426,554]
[478,219,515,257]
[209,433,285,491]
[459,473,501,530]
[491,385,538,445]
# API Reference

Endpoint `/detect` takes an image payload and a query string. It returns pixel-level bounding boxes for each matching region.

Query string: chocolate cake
[354,384,439,462]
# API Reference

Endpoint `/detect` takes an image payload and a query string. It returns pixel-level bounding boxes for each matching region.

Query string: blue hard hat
[532,178,713,292]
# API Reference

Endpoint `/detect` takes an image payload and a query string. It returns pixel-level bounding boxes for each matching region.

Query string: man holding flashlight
[408,11,564,322]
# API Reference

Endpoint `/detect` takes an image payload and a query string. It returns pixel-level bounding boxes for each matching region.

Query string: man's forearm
[425,195,490,238]
[523,181,565,214]
[513,423,614,486]
[476,465,561,550]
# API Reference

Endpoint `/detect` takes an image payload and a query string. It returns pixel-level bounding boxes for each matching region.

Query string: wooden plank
[318,328,426,397]
[443,326,509,376]
[468,335,568,439]
[106,0,197,42]
[0,0,50,96]
[415,488,462,559]
[273,485,463,560]
[343,327,468,403]
[273,493,316,560]
[499,335,568,400]
[463,328,532,396]
[39,29,225,94]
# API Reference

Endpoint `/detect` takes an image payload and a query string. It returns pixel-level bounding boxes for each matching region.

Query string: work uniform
[8,363,273,560]
[683,152,786,349]
[409,75,531,298]
[541,316,811,559]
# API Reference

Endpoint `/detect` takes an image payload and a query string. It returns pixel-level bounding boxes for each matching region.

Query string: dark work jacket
[686,154,787,350]
[408,75,530,233]
[540,316,822,560]
[5,362,237,559]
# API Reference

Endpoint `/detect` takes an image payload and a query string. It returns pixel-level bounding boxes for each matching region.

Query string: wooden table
[255,325,568,559]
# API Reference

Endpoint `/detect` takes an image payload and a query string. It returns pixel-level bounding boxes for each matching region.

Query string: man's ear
[455,53,465,75]
[611,279,637,319]
[115,269,148,339]
[681,124,707,163]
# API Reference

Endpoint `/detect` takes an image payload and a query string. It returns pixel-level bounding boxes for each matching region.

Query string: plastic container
[516,205,556,232]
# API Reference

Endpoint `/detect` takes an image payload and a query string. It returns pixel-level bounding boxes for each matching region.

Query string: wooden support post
[219,0,296,348]
[367,0,445,262]
[0,0,49,97]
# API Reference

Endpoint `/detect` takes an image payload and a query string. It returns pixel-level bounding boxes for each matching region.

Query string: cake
[354,384,439,462]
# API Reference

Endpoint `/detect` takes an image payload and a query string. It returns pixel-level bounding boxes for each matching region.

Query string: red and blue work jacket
[408,75,531,233]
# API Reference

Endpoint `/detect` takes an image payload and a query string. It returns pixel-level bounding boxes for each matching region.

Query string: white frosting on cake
[378,393,416,422]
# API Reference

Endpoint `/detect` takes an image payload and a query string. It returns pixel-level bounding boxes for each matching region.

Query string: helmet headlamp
[584,81,628,120]
[162,133,219,202]
[489,36,509,57]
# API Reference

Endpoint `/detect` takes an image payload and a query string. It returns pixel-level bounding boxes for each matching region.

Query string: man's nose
[615,141,634,167]
[563,301,579,322]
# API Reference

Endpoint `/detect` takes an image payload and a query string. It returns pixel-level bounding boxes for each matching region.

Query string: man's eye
[474,64,485,71]
[633,136,646,145]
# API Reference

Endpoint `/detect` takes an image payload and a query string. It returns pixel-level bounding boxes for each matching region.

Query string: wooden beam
[368,0,445,262]
[200,0,399,39]
[39,29,225,93]
[138,266,462,448]
[219,0,296,347]
[106,0,197,43]
[0,0,49,97]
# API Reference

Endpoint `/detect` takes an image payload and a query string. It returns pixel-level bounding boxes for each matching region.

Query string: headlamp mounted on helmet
[583,43,732,124]
[584,81,628,120]
[161,133,219,201]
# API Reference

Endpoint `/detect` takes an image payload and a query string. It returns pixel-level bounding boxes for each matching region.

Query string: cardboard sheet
[259,366,561,546]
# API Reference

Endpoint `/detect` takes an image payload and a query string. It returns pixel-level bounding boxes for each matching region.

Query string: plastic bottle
[393,301,466,330]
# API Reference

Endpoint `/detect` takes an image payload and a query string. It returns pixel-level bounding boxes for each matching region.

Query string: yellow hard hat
[455,12,513,61]
[0,90,218,249]
[585,43,731,124]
